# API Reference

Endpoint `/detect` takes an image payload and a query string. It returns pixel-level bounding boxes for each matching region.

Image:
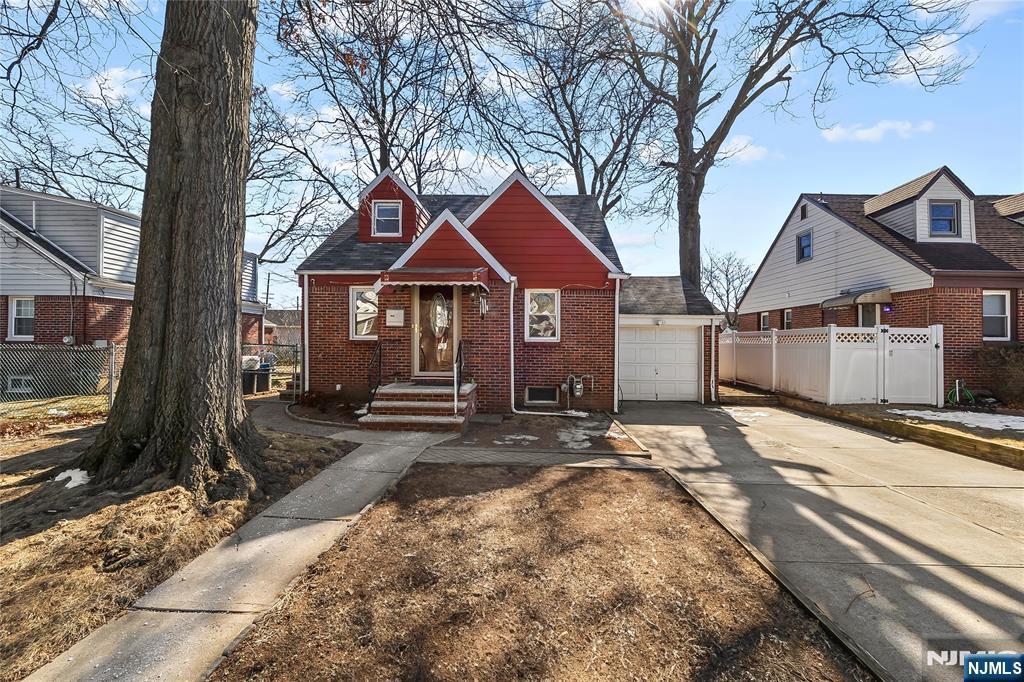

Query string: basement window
[6,375,33,394]
[524,386,559,405]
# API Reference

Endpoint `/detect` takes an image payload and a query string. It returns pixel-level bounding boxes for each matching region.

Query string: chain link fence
[241,343,300,403]
[0,343,125,422]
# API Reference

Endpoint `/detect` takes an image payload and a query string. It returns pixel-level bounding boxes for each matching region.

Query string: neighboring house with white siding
[737,167,1024,396]
[0,184,266,349]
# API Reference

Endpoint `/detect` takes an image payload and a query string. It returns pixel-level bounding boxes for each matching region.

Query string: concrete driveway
[618,402,1024,682]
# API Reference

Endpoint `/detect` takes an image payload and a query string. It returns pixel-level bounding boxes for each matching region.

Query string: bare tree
[272,0,477,206]
[466,0,668,215]
[700,248,752,327]
[2,81,336,264]
[609,0,973,284]
[78,0,266,501]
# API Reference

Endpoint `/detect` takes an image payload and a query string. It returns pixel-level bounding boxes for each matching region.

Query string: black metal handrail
[453,340,465,415]
[368,341,382,409]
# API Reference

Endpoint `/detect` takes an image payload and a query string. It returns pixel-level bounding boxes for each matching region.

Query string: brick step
[370,400,469,416]
[372,382,476,403]
[357,413,467,432]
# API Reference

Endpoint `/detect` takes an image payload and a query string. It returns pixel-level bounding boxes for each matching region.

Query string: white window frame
[783,309,793,330]
[524,289,560,342]
[6,375,33,394]
[857,303,881,327]
[982,290,1011,341]
[371,200,403,237]
[759,312,770,331]
[349,286,379,341]
[7,296,35,341]
[524,386,560,405]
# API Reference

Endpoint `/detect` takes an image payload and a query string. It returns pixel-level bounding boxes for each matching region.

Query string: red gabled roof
[387,210,511,282]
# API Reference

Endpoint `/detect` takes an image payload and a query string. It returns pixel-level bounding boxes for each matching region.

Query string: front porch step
[357,413,467,432]
[372,382,476,403]
[370,400,469,416]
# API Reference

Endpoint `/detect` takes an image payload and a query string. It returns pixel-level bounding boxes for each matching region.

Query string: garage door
[619,326,701,401]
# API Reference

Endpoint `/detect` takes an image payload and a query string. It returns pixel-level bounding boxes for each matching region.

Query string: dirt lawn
[456,413,644,453]
[0,396,108,438]
[0,425,357,681]
[211,465,872,681]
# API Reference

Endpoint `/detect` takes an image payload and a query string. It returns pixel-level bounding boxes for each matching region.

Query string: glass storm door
[415,285,458,375]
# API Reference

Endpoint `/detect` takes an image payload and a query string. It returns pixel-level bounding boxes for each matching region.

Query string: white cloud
[611,231,657,248]
[82,67,145,99]
[269,81,298,101]
[821,119,936,143]
[719,135,780,164]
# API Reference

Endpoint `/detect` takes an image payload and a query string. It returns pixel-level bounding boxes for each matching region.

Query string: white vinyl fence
[720,325,943,406]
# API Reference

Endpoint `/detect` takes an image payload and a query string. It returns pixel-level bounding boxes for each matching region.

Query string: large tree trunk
[80,0,266,503]
[677,169,702,284]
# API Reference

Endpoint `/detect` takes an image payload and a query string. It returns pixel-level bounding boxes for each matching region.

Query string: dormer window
[929,201,960,237]
[372,200,402,236]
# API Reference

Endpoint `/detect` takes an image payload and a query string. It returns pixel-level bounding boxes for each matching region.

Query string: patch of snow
[722,408,771,422]
[888,409,1024,432]
[556,421,618,450]
[563,409,589,418]
[493,433,540,446]
[54,468,90,488]
[47,408,70,416]
[354,403,368,416]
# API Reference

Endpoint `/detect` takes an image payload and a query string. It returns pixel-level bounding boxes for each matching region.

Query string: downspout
[709,318,717,403]
[302,274,309,393]
[613,277,620,413]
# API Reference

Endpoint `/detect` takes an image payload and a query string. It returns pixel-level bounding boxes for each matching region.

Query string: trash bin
[255,368,271,393]
[241,369,258,395]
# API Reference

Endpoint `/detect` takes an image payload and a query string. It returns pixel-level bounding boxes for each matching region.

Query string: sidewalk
[29,402,451,681]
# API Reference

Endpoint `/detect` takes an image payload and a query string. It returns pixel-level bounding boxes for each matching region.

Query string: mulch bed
[456,413,644,453]
[0,426,357,681]
[211,465,873,681]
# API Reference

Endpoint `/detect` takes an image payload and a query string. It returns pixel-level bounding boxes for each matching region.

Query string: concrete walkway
[30,400,451,682]
[618,402,1024,682]
[420,445,658,468]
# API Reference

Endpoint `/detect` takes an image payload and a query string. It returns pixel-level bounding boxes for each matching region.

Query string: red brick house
[1,185,266,348]
[737,167,1023,395]
[299,169,721,429]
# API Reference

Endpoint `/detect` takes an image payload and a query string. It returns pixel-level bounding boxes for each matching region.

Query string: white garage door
[619,325,701,401]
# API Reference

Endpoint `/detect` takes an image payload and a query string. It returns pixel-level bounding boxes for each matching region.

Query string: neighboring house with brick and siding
[299,169,720,429]
[0,185,266,347]
[737,167,1023,395]
[264,309,301,345]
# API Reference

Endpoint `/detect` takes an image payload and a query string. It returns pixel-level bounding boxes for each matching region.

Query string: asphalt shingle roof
[862,168,945,215]
[993,193,1024,219]
[619,276,716,316]
[299,194,623,273]
[812,193,1024,273]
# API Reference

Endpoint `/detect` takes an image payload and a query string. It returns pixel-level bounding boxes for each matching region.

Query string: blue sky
[608,0,1024,278]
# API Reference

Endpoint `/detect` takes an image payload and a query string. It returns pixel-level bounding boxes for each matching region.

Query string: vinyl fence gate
[719,325,944,406]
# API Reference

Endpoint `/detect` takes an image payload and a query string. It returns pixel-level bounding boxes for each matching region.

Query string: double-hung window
[371,200,402,236]
[526,289,559,341]
[929,201,960,237]
[858,303,880,327]
[982,290,1010,341]
[795,230,812,262]
[783,309,793,330]
[349,286,379,340]
[8,297,34,340]
[759,312,770,331]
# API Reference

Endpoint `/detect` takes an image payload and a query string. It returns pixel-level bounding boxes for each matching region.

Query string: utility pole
[265,271,271,306]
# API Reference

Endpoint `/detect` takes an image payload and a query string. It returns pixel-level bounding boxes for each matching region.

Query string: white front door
[619,325,701,401]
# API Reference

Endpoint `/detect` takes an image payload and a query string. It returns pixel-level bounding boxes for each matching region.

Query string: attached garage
[617,276,722,403]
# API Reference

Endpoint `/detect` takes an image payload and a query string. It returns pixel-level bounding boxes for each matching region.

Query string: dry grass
[0,426,356,681]
[0,396,108,438]
[211,465,873,681]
